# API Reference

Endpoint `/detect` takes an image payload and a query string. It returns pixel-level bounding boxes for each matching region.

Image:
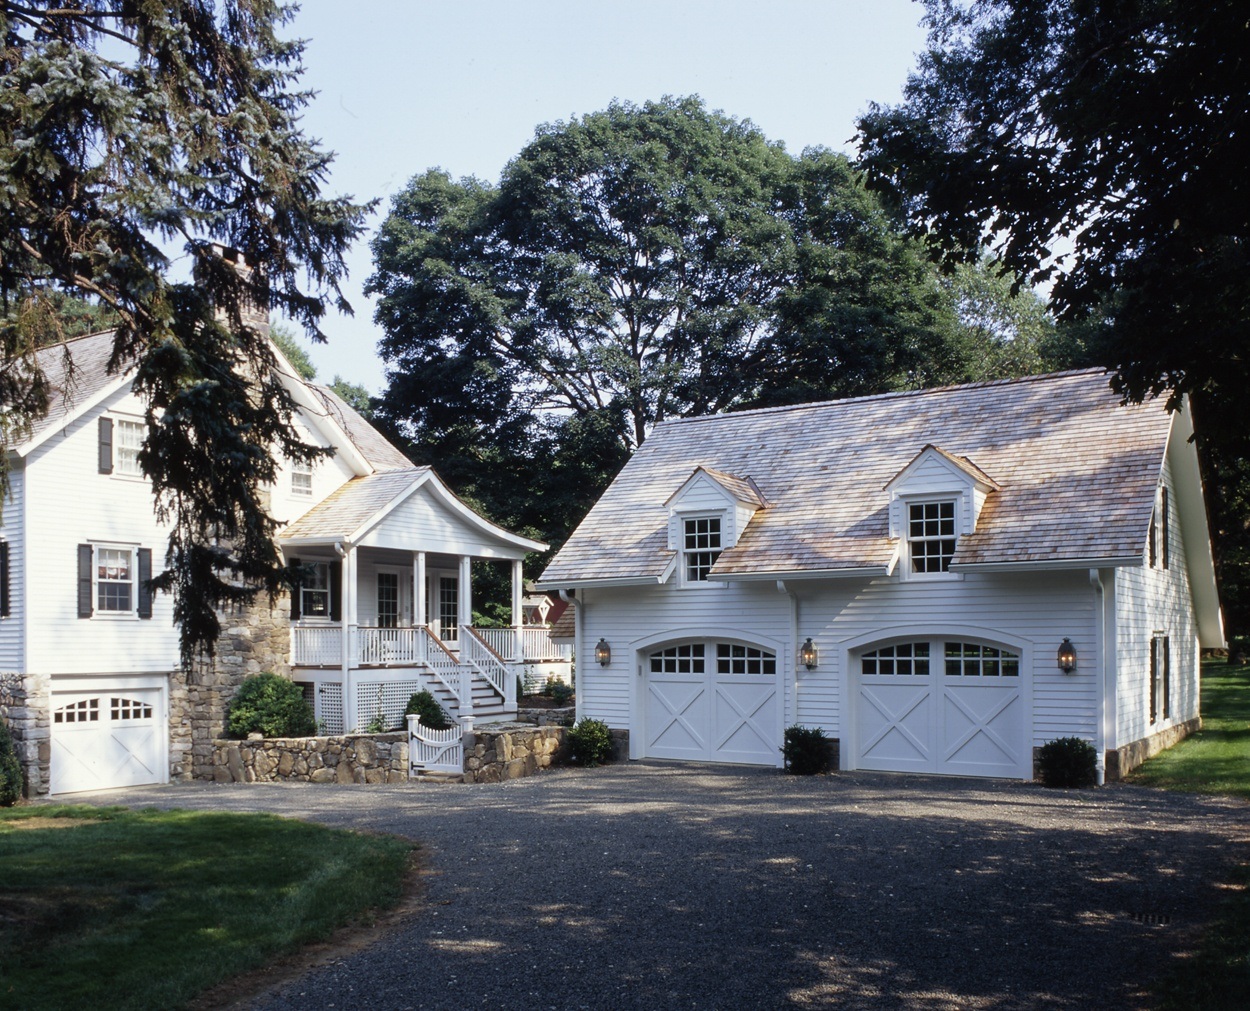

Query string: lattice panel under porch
[316,682,343,735]
[356,680,425,733]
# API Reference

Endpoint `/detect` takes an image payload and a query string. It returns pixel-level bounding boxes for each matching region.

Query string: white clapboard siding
[356,484,517,558]
[580,582,793,731]
[0,467,25,670]
[1114,457,1200,748]
[23,387,182,675]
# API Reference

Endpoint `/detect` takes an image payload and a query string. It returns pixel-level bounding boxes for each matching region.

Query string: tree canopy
[856,0,1249,633]
[0,1,370,664]
[369,97,1069,550]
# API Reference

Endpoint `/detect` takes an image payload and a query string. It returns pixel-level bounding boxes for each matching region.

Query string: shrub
[566,718,613,767]
[404,690,452,730]
[225,673,317,739]
[782,725,833,775]
[1038,736,1098,788]
[545,676,574,706]
[0,716,22,806]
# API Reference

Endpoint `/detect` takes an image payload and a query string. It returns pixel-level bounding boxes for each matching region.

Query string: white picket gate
[408,716,464,775]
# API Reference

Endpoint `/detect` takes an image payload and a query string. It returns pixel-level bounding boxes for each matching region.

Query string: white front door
[643,641,782,766]
[855,639,1027,779]
[50,684,166,795]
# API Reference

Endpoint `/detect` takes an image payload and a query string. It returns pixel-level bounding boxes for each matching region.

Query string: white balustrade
[291,625,342,666]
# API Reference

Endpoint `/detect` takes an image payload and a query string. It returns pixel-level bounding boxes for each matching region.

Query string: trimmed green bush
[225,673,317,739]
[1038,736,1098,788]
[566,718,613,766]
[0,716,22,805]
[404,689,452,730]
[782,725,833,775]
[545,676,574,706]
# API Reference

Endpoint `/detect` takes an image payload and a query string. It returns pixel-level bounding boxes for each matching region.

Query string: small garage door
[50,686,166,795]
[643,641,782,766]
[855,640,1027,779]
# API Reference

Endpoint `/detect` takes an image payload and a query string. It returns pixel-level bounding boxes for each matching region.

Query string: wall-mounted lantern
[800,637,818,670]
[1057,637,1077,673]
[595,638,612,666]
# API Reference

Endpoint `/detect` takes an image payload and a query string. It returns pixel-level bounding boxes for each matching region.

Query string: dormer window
[683,516,722,582]
[908,501,956,574]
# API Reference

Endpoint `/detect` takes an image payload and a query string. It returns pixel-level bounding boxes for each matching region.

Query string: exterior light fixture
[595,638,611,666]
[1057,638,1077,673]
[800,637,818,670]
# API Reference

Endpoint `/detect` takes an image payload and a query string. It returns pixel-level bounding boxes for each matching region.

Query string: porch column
[511,559,524,661]
[458,554,472,632]
[414,551,426,627]
[340,545,359,733]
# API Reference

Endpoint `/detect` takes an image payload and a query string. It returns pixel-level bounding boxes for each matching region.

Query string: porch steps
[424,672,513,721]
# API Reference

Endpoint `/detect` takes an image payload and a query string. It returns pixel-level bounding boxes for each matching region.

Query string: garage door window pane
[651,643,705,674]
[54,698,99,723]
[111,697,153,721]
[716,643,776,676]
[945,642,1020,677]
[862,642,929,676]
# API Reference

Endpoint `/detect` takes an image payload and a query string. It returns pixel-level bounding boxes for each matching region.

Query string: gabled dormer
[664,467,769,586]
[884,445,999,578]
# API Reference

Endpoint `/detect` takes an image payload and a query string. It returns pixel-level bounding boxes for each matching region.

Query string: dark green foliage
[0,717,22,805]
[1038,737,1098,789]
[544,677,574,706]
[270,321,318,381]
[404,690,451,730]
[857,1,1250,635]
[0,3,372,666]
[782,725,833,775]
[566,718,613,767]
[225,673,317,740]
[1228,637,1250,664]
[369,97,1064,561]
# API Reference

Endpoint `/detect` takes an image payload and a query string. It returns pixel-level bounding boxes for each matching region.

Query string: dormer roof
[665,466,770,509]
[884,444,1001,493]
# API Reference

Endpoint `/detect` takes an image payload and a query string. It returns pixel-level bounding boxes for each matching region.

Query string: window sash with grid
[292,458,313,496]
[716,643,776,676]
[683,517,722,582]
[301,562,331,618]
[908,501,957,573]
[650,643,705,674]
[115,420,144,477]
[97,547,134,612]
[944,642,1020,677]
[861,642,931,676]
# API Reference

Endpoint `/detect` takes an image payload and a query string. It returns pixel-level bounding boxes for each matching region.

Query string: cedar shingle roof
[280,468,431,541]
[539,370,1171,585]
[15,330,127,453]
[308,384,412,472]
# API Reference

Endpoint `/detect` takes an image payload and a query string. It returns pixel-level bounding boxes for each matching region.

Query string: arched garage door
[643,641,783,766]
[50,683,167,795]
[853,639,1028,780]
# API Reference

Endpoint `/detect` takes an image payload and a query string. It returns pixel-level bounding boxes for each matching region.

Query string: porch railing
[460,625,513,707]
[470,625,573,662]
[353,626,422,666]
[292,625,342,666]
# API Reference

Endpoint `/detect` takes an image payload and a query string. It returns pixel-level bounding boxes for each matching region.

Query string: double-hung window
[683,516,722,583]
[77,543,152,619]
[292,458,314,496]
[96,546,134,612]
[908,500,957,574]
[300,562,331,618]
[115,420,144,477]
[1150,634,1170,723]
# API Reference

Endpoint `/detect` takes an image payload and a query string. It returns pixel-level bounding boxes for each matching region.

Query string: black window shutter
[136,548,153,619]
[98,417,113,474]
[330,561,343,622]
[1161,490,1170,569]
[78,544,94,617]
[1162,636,1171,719]
[1148,636,1158,723]
[288,557,301,620]
[1,541,9,619]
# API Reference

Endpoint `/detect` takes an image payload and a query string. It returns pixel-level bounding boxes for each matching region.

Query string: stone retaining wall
[210,731,408,784]
[464,724,568,783]
[514,705,575,726]
[1,671,49,798]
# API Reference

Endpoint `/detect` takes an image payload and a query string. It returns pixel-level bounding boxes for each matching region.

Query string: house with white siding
[537,369,1224,782]
[0,327,550,797]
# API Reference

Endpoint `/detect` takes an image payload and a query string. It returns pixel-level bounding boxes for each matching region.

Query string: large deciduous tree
[370,97,1046,547]
[856,0,1249,633]
[0,1,371,664]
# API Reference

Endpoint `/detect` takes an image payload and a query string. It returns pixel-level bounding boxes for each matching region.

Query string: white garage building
[538,370,1224,781]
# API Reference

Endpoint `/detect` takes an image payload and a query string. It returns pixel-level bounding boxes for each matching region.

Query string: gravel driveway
[92,764,1248,1010]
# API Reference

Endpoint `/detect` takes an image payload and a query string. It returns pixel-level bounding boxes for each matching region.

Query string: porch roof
[279,466,546,558]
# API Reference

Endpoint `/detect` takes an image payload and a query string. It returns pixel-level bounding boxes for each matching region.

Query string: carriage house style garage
[0,330,547,797]
[538,370,1224,781]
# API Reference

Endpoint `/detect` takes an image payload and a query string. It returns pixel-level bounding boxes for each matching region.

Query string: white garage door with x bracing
[854,640,1028,779]
[50,685,166,795]
[643,641,783,766]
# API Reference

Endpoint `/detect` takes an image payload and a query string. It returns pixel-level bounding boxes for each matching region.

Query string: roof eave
[949,556,1144,573]
[715,565,892,582]
[14,370,135,458]
[534,573,671,591]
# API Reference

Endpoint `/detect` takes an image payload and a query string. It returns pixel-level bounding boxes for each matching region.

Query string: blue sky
[285,0,929,391]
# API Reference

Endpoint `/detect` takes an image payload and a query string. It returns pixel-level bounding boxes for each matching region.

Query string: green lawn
[1131,661,1250,1010]
[0,805,413,1010]
[1129,661,1250,799]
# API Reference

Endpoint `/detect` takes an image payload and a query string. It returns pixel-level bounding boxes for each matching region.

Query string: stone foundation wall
[1104,717,1202,781]
[189,594,294,780]
[1,671,49,798]
[210,731,408,784]
[514,705,575,726]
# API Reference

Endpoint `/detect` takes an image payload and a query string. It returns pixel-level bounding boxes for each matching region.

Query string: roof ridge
[654,368,1113,428]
